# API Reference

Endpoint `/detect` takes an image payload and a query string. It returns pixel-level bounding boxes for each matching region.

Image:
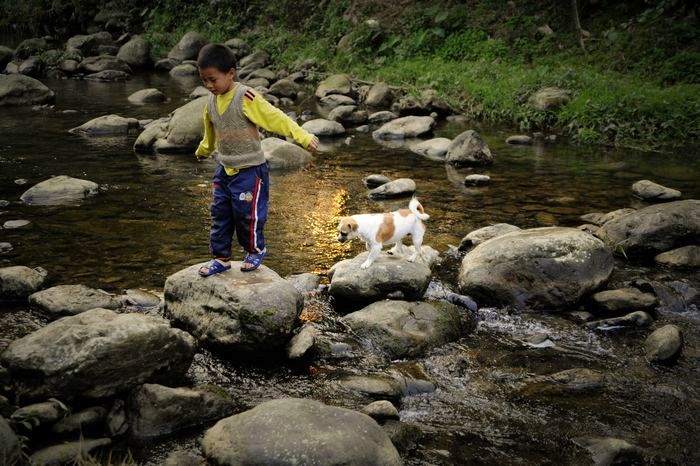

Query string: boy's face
[198,67,236,95]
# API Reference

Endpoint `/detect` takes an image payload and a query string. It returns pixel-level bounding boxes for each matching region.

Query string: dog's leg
[408,223,425,262]
[388,240,406,255]
[361,244,382,269]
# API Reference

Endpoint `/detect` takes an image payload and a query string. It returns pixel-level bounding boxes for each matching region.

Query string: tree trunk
[571,0,586,51]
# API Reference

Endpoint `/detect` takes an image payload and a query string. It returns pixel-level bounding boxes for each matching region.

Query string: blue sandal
[199,259,231,277]
[241,248,266,272]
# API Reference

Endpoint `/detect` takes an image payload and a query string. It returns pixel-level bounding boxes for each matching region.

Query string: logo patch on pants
[239,191,254,202]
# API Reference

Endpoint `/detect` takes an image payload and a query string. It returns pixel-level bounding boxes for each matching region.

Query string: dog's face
[337,217,359,243]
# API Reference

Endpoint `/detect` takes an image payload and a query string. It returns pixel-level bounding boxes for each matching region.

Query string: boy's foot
[241,248,266,272]
[198,258,231,277]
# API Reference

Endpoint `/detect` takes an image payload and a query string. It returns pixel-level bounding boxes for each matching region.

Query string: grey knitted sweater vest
[208,84,265,169]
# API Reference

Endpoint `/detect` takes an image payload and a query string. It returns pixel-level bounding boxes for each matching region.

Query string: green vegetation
[2,0,699,151]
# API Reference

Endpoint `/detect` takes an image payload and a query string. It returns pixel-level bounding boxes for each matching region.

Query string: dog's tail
[409,197,429,221]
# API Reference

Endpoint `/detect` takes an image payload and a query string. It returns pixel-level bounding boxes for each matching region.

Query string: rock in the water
[464,174,490,186]
[12,399,69,426]
[0,266,47,300]
[520,368,604,397]
[445,130,493,166]
[0,415,21,465]
[632,180,681,201]
[51,406,107,434]
[70,114,139,135]
[29,438,112,466]
[286,324,318,359]
[164,449,206,466]
[20,176,99,205]
[164,263,303,352]
[320,94,356,108]
[128,88,166,104]
[459,223,521,250]
[586,311,653,331]
[84,70,131,81]
[0,74,55,106]
[128,383,236,440]
[506,135,532,145]
[301,118,346,137]
[596,199,700,258]
[368,111,398,124]
[372,116,434,140]
[591,287,657,314]
[645,324,682,363]
[315,74,353,98]
[29,284,120,317]
[341,375,404,400]
[2,220,30,229]
[362,174,392,188]
[79,55,132,74]
[361,400,400,421]
[153,96,207,153]
[201,398,401,466]
[329,253,431,305]
[269,78,300,98]
[0,308,196,399]
[365,83,394,108]
[459,227,614,310]
[341,300,474,359]
[285,273,320,293]
[261,137,312,170]
[169,63,199,77]
[133,117,169,152]
[572,437,644,466]
[117,35,151,69]
[410,138,451,160]
[367,178,416,199]
[655,245,700,268]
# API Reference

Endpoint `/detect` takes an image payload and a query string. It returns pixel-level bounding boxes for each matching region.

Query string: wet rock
[363,174,392,188]
[153,96,207,153]
[133,117,169,152]
[521,368,604,397]
[0,74,55,106]
[3,219,30,229]
[128,88,166,104]
[0,46,11,70]
[66,32,112,55]
[224,38,251,59]
[79,55,132,74]
[365,82,394,107]
[572,437,644,466]
[123,289,161,308]
[581,208,636,226]
[51,406,107,434]
[18,56,41,77]
[29,284,120,317]
[285,273,320,293]
[391,95,431,116]
[0,415,21,465]
[368,111,399,124]
[20,176,99,206]
[59,59,79,74]
[329,105,368,125]
[154,58,179,72]
[164,263,302,352]
[189,85,210,99]
[459,223,521,251]
[164,448,206,466]
[569,311,595,323]
[342,300,473,359]
[529,87,571,111]
[117,35,152,69]
[446,130,493,166]
[368,178,416,199]
[169,62,199,77]
[12,399,69,426]
[269,78,300,99]
[632,180,681,202]
[286,324,318,359]
[506,135,532,145]
[202,398,401,466]
[0,266,47,300]
[464,174,491,186]
[0,308,196,399]
[168,31,208,61]
[655,245,700,268]
[361,400,400,421]
[319,94,356,108]
[591,287,657,314]
[106,399,128,436]
[84,69,131,81]
[70,114,139,135]
[261,137,312,170]
[596,199,700,258]
[239,50,270,70]
[372,116,435,140]
[315,73,353,98]
[29,438,112,466]
[586,311,653,331]
[410,138,451,160]
[340,375,404,400]
[329,254,431,305]
[459,227,614,310]
[645,324,682,363]
[381,419,422,453]
[128,383,236,441]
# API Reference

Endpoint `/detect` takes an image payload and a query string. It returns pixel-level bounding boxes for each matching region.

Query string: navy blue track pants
[209,163,269,258]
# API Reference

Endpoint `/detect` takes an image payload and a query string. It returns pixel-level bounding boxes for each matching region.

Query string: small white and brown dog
[337,197,429,269]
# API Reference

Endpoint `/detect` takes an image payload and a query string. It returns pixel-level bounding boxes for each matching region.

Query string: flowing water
[1,72,700,465]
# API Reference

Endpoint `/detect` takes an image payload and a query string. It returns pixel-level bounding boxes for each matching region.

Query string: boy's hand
[307,135,320,152]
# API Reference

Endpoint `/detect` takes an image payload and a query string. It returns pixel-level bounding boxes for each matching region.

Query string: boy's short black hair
[197,44,237,72]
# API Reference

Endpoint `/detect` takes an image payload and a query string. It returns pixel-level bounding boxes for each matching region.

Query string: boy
[195,43,319,276]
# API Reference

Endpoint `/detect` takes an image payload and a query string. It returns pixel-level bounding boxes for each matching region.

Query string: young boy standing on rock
[195,44,319,276]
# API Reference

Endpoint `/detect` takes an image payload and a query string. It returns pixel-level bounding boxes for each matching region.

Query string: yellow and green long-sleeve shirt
[195,84,315,176]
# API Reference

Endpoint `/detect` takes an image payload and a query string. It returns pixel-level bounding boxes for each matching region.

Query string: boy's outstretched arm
[195,103,215,159]
[242,89,319,151]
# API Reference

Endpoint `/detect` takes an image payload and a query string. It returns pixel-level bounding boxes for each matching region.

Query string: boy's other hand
[308,135,320,152]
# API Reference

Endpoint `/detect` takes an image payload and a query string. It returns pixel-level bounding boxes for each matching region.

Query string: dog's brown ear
[349,218,359,231]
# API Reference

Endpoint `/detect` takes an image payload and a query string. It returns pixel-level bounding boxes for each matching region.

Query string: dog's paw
[407,255,418,262]
[360,261,372,269]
